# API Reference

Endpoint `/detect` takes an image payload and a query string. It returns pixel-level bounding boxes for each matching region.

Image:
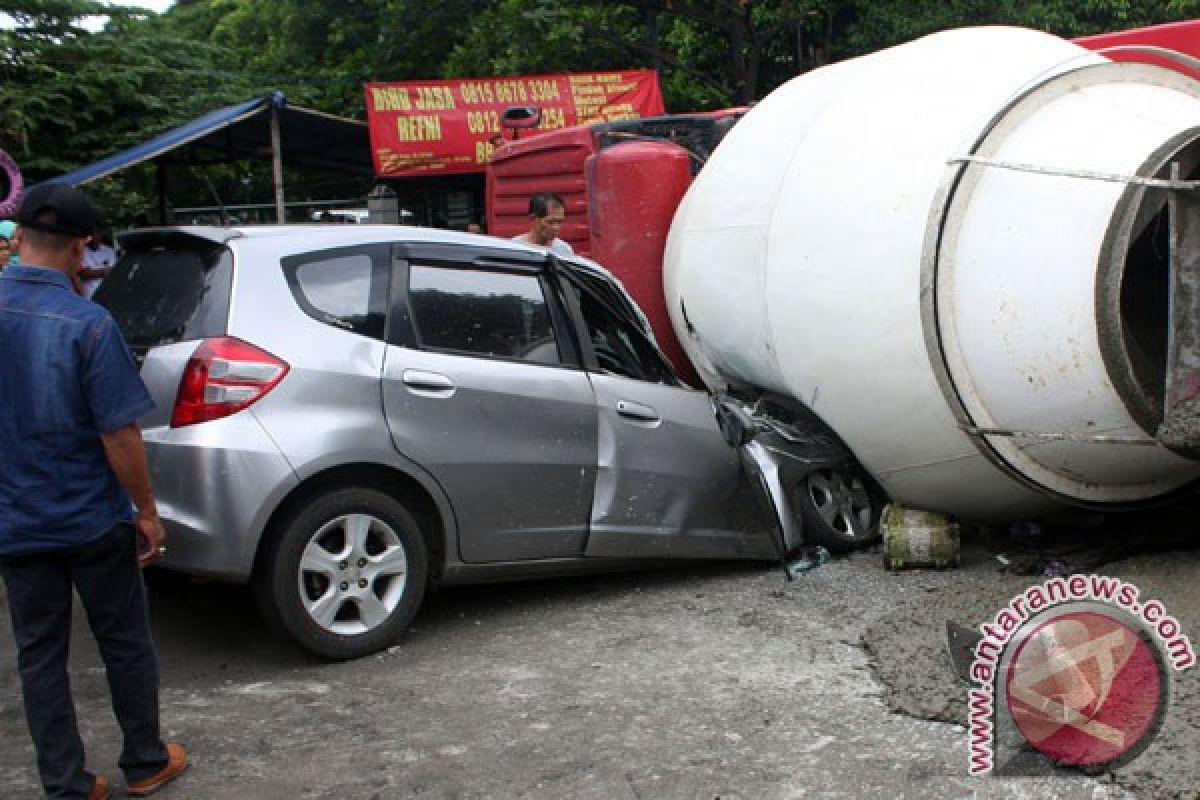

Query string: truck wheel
[256,488,428,660]
[796,468,881,552]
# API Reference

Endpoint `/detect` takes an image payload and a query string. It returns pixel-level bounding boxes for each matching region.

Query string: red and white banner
[365,70,665,177]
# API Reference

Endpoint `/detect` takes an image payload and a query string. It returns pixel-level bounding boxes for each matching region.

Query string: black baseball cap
[17,183,97,238]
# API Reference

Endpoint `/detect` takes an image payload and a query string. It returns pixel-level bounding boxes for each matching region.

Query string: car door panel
[381,252,598,564]
[555,268,769,559]
[585,374,767,558]
[383,350,597,562]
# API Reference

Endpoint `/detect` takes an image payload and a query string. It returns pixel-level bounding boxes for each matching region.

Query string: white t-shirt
[512,235,574,257]
[81,242,116,298]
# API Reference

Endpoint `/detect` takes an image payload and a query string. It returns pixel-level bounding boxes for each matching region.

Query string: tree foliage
[4,0,1200,223]
[148,0,497,117]
[837,0,1200,59]
[1,0,269,219]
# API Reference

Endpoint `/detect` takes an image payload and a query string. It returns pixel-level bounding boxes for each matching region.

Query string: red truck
[486,109,745,385]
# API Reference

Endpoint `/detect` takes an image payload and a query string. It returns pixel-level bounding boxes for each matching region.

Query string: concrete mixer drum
[929,57,1200,506]
[665,26,1200,519]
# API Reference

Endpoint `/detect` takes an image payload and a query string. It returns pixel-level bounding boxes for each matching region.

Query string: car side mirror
[714,396,757,448]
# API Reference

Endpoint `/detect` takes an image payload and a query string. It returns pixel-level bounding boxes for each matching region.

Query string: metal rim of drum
[1095,129,1200,435]
[919,58,1200,509]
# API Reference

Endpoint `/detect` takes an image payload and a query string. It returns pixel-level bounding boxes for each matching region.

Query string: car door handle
[402,370,456,396]
[616,399,660,423]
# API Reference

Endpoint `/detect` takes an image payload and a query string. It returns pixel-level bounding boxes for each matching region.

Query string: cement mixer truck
[487,23,1200,530]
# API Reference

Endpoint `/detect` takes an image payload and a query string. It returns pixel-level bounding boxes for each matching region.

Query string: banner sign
[365,69,665,177]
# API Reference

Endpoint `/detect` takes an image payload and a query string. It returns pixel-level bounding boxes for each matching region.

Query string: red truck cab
[487,111,743,385]
[1074,19,1200,80]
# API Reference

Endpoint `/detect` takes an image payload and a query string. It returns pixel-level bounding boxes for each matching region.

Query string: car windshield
[98,234,232,354]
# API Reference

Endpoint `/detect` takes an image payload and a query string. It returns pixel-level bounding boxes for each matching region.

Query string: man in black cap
[0,183,187,799]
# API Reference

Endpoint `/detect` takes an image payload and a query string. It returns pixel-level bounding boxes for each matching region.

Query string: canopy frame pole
[156,161,170,225]
[270,104,286,223]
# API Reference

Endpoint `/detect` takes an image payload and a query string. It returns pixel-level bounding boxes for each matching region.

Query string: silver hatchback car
[99,226,878,659]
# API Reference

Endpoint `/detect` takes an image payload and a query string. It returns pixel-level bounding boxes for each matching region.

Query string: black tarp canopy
[40,91,373,222]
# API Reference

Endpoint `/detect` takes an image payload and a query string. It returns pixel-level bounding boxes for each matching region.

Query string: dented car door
[558,268,770,559]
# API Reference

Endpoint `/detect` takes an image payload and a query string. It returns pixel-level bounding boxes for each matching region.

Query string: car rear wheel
[256,487,428,660]
[796,468,881,552]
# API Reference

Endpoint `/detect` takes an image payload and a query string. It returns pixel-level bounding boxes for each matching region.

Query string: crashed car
[98,225,882,659]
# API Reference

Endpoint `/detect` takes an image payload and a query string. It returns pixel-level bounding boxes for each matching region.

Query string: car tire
[256,487,429,660]
[795,468,882,553]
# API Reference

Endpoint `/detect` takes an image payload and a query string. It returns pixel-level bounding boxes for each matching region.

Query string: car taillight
[170,337,289,428]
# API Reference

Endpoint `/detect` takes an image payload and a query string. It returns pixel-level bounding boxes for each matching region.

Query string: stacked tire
[0,149,22,218]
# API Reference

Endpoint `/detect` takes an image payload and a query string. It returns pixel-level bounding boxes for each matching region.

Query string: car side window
[569,282,675,384]
[283,245,389,340]
[408,264,562,365]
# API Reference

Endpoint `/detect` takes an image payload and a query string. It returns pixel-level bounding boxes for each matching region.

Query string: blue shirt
[0,265,154,555]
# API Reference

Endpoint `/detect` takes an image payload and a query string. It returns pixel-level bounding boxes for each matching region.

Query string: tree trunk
[729,4,752,104]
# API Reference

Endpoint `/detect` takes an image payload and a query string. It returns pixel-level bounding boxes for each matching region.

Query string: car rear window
[98,234,232,353]
[281,244,390,340]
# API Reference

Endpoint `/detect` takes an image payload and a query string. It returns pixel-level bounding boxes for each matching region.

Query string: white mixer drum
[664,26,1200,517]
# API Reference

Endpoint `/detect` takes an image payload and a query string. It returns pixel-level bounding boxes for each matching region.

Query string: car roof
[117,224,661,350]
[119,224,621,283]
[122,223,535,251]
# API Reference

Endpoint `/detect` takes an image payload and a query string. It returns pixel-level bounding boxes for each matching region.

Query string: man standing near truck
[0,183,188,800]
[512,191,574,256]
